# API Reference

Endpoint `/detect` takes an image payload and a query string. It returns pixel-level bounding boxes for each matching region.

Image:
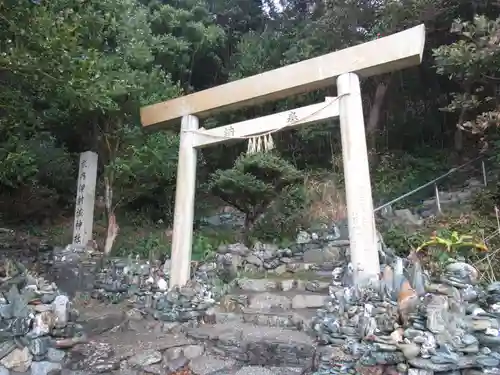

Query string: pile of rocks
[311,257,500,375]
[214,220,360,276]
[89,256,223,323]
[0,260,83,374]
[84,219,382,326]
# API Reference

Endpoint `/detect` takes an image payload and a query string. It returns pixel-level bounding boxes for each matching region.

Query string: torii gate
[140,25,426,289]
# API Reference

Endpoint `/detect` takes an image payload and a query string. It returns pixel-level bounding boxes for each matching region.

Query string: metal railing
[374,155,488,215]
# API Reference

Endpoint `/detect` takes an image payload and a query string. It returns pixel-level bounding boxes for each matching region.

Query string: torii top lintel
[140,24,425,129]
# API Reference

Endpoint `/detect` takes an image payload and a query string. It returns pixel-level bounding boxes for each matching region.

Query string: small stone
[274,265,287,275]
[237,279,276,292]
[235,366,276,375]
[46,348,65,363]
[398,343,420,359]
[162,322,181,333]
[296,231,311,244]
[128,349,162,368]
[52,295,69,328]
[291,294,326,309]
[355,364,384,375]
[165,356,188,373]
[32,311,55,336]
[0,365,7,375]
[142,364,162,374]
[303,246,341,264]
[164,347,183,361]
[126,308,143,321]
[28,337,51,357]
[182,345,204,359]
[249,293,291,309]
[408,369,433,375]
[280,280,295,292]
[398,279,419,324]
[31,361,62,375]
[33,304,52,313]
[0,347,32,372]
[245,255,264,268]
[156,278,168,291]
[189,355,236,375]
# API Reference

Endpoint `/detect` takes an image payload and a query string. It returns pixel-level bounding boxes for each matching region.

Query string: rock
[189,355,236,375]
[273,265,287,275]
[425,294,448,333]
[398,343,421,360]
[0,366,7,375]
[166,355,189,373]
[303,245,342,264]
[296,231,311,244]
[393,209,423,226]
[182,345,204,359]
[32,311,56,336]
[164,347,183,362]
[0,347,32,372]
[237,279,276,292]
[248,293,291,310]
[128,349,162,368]
[30,361,62,375]
[355,364,384,375]
[52,295,69,328]
[235,366,276,375]
[408,369,434,375]
[291,294,326,309]
[398,279,419,324]
[246,255,264,268]
[46,348,66,363]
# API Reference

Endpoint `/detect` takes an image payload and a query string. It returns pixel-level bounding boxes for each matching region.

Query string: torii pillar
[140,25,426,288]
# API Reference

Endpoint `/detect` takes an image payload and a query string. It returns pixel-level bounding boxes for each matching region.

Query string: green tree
[434,15,500,140]
[206,152,303,241]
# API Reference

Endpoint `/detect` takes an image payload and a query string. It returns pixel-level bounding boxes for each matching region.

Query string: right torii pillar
[337,73,380,285]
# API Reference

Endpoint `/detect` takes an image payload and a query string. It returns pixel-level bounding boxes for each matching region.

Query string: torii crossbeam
[140,25,426,288]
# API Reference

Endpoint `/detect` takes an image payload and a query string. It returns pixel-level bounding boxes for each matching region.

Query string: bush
[205,152,303,242]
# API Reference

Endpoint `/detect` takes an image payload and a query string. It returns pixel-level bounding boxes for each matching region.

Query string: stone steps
[240,307,317,331]
[220,290,327,311]
[184,322,316,367]
[212,278,328,331]
[236,277,331,293]
[251,261,339,276]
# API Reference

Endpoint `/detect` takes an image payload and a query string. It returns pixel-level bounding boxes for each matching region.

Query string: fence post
[434,183,442,214]
[482,160,487,186]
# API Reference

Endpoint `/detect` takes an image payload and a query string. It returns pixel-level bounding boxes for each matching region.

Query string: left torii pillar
[169,115,199,287]
[72,151,98,247]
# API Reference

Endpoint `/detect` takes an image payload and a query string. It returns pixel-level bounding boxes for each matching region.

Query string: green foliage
[206,152,303,238]
[251,184,307,242]
[109,130,181,222]
[371,152,452,205]
[382,225,425,256]
[413,228,488,276]
[433,15,500,137]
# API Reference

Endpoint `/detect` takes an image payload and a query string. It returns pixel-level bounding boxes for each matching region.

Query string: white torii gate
[140,25,426,289]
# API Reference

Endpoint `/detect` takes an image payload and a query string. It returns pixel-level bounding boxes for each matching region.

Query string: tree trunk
[242,212,260,246]
[103,176,119,255]
[366,77,392,163]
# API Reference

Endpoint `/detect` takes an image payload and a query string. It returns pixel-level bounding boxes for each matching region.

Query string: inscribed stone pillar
[72,151,98,247]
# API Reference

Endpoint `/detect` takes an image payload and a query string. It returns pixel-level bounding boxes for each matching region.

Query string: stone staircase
[183,271,331,370]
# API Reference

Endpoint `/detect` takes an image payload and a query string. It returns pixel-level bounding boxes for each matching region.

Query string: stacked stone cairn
[0,260,83,374]
[311,254,500,375]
